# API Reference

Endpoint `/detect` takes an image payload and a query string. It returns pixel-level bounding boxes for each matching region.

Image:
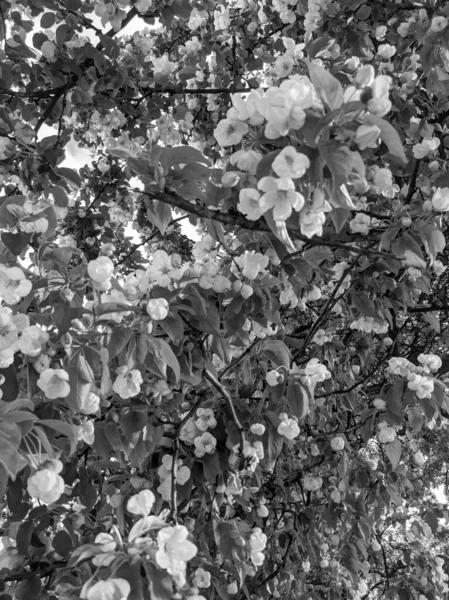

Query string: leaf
[148,338,180,382]
[319,145,365,196]
[262,426,284,472]
[38,419,78,455]
[384,439,401,469]
[146,199,172,235]
[286,382,310,421]
[79,466,97,511]
[108,327,134,360]
[1,232,31,255]
[0,196,26,228]
[56,167,82,189]
[53,530,73,557]
[261,339,291,369]
[51,293,83,338]
[307,61,344,110]
[159,146,210,169]
[0,436,27,478]
[16,519,34,556]
[145,561,174,600]
[363,114,407,164]
[422,311,440,333]
[120,405,148,443]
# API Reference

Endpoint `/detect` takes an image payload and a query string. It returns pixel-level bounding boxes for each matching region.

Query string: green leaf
[384,439,401,469]
[56,167,82,189]
[149,338,181,382]
[0,436,27,478]
[146,199,172,235]
[53,530,73,557]
[120,405,148,443]
[261,339,291,369]
[79,466,97,511]
[159,146,210,169]
[108,327,134,360]
[145,562,173,600]
[286,382,310,421]
[363,114,407,164]
[16,520,34,557]
[308,61,343,110]
[1,232,31,255]
[38,419,78,455]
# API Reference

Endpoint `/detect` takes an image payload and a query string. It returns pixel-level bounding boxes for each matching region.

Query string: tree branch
[204,369,245,455]
[137,189,401,259]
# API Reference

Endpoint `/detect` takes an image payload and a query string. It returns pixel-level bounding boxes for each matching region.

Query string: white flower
[0,266,32,304]
[147,298,169,320]
[194,432,217,457]
[373,398,386,410]
[87,257,114,283]
[188,7,207,30]
[195,408,217,431]
[151,54,176,77]
[258,176,305,221]
[300,209,326,238]
[330,437,345,451]
[193,568,211,589]
[237,188,264,220]
[417,354,442,373]
[250,423,266,435]
[94,533,116,553]
[303,475,323,491]
[113,368,143,399]
[412,137,440,159]
[277,416,300,440]
[227,582,238,595]
[155,525,198,587]
[27,461,65,504]
[146,250,181,287]
[17,325,49,356]
[378,426,396,443]
[80,392,100,415]
[350,213,371,235]
[78,420,95,445]
[430,16,448,32]
[272,146,310,179]
[266,370,283,386]
[355,125,380,150]
[86,578,131,600]
[407,373,434,399]
[414,451,426,466]
[234,252,269,279]
[367,75,392,116]
[377,44,396,59]
[214,5,230,30]
[127,490,156,516]
[249,527,267,551]
[273,54,294,78]
[431,187,449,211]
[214,119,249,147]
[41,40,57,61]
[230,150,262,172]
[37,368,70,399]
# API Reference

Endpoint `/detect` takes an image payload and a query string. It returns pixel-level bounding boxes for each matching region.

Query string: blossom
[41,41,57,61]
[331,437,345,451]
[414,451,426,466]
[188,7,207,30]
[407,373,434,399]
[250,423,266,435]
[355,125,380,150]
[0,266,32,304]
[146,250,181,287]
[350,213,371,235]
[266,370,283,386]
[412,137,440,159]
[214,119,249,147]
[194,432,217,457]
[378,425,396,443]
[300,209,326,238]
[277,415,300,440]
[193,568,211,588]
[230,150,262,172]
[302,358,331,390]
[80,392,100,415]
[27,461,65,504]
[155,525,198,587]
[151,54,176,78]
[377,44,396,59]
[258,177,305,221]
[113,368,143,399]
[430,16,448,32]
[87,257,114,283]
[417,354,442,373]
[195,408,217,431]
[214,5,230,30]
[78,420,95,445]
[431,188,449,211]
[237,188,264,221]
[37,368,70,399]
[303,475,323,491]
[234,252,269,279]
[17,325,49,356]
[86,578,131,600]
[272,146,310,179]
[367,75,392,116]
[273,54,294,78]
[127,490,156,516]
[373,398,386,410]
[147,298,169,320]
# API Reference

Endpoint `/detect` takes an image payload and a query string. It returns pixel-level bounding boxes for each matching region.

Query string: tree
[1,0,449,598]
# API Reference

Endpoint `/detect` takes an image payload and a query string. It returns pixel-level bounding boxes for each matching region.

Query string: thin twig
[204,369,245,455]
